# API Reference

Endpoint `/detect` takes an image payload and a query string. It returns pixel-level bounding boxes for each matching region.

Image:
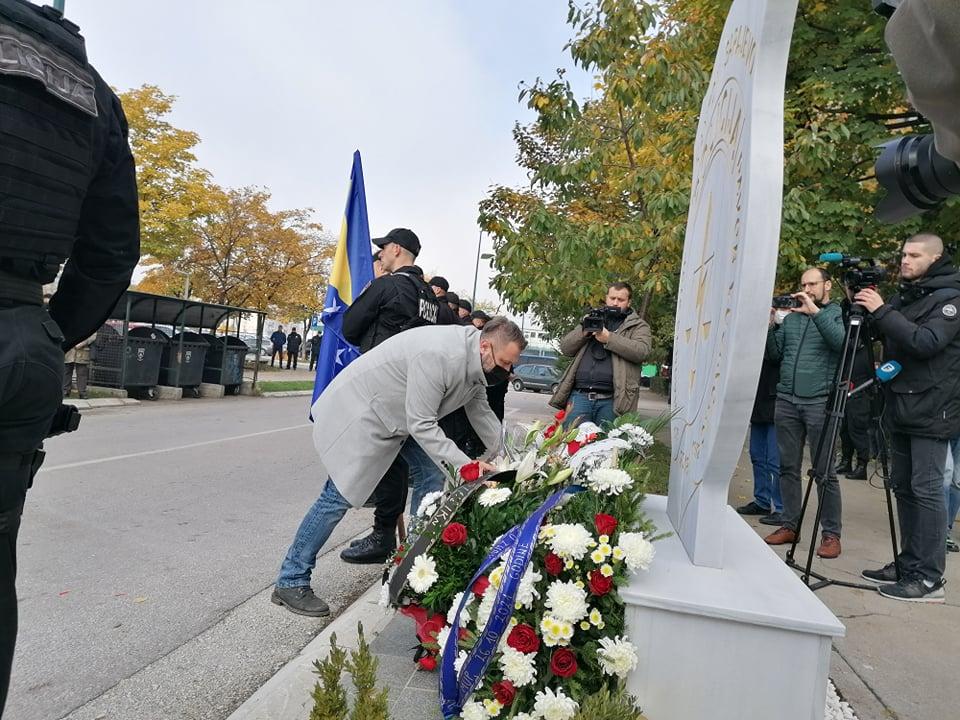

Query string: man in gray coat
[272,318,526,616]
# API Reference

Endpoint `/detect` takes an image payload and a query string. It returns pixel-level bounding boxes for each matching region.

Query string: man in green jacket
[764,268,846,558]
[550,282,652,426]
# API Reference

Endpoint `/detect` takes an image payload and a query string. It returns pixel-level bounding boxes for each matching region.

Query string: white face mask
[774,310,790,324]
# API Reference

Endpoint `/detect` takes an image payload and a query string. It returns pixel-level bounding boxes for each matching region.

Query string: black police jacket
[342,266,441,352]
[286,332,302,353]
[1,0,139,348]
[872,257,960,439]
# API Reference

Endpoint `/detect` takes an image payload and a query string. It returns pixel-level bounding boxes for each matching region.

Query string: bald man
[856,233,960,603]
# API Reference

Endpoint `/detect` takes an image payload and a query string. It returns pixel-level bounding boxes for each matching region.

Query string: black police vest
[392,270,440,331]
[0,0,99,281]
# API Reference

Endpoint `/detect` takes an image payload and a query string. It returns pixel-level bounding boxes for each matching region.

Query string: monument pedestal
[623,496,844,720]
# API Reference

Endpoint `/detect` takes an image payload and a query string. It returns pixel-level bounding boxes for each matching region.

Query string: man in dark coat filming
[857,233,960,603]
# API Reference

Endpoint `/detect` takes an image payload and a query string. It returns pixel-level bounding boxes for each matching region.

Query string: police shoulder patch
[943,304,958,318]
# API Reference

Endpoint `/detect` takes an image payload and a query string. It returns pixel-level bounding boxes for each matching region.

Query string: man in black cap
[470,310,491,330]
[457,298,473,324]
[338,228,446,563]
[446,291,461,319]
[428,276,458,325]
[0,0,140,711]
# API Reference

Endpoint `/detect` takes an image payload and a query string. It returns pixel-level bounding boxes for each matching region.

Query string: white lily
[515,448,540,484]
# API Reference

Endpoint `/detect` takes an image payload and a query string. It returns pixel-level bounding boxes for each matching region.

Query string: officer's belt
[0,268,42,305]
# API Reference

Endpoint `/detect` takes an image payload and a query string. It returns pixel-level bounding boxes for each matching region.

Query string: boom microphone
[848,360,902,397]
[819,252,844,263]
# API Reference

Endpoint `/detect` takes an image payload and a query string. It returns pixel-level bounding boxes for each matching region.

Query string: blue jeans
[401,437,445,518]
[564,391,616,429]
[944,437,960,532]
[749,422,782,513]
[276,478,351,588]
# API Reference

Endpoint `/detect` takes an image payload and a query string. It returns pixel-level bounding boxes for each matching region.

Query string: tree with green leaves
[479,0,960,352]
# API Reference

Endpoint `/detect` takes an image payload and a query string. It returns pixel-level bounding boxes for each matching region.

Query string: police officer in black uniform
[338,228,444,565]
[0,1,140,711]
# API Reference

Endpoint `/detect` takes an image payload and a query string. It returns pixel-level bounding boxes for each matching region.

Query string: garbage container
[90,325,165,398]
[201,334,247,394]
[160,332,209,396]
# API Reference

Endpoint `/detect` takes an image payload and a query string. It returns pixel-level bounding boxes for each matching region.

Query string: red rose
[567,440,582,456]
[441,522,468,547]
[491,680,516,706]
[550,648,578,678]
[506,623,540,654]
[472,575,490,597]
[544,424,557,439]
[543,552,564,577]
[585,432,598,444]
[417,655,437,671]
[459,461,481,482]
[588,569,614,596]
[554,409,567,422]
[420,616,445,644]
[594,513,618,536]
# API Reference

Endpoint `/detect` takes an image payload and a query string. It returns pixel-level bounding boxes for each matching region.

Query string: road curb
[261,390,313,398]
[63,398,141,410]
[226,581,393,720]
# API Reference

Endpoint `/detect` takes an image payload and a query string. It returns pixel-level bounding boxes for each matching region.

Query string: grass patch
[643,442,671,496]
[258,380,315,392]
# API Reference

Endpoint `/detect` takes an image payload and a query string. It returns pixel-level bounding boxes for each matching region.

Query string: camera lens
[875,134,960,224]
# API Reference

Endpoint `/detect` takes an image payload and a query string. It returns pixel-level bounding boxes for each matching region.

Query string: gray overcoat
[310,324,501,507]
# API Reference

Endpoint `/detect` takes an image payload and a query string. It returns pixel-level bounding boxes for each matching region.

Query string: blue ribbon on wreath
[439,485,583,718]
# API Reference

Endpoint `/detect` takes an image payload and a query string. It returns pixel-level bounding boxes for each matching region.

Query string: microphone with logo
[848,360,901,398]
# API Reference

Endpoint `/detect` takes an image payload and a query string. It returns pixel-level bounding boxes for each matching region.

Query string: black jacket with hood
[871,256,960,439]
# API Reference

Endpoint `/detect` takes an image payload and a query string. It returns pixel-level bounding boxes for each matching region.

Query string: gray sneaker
[271,586,330,617]
[860,562,899,585]
[878,578,946,604]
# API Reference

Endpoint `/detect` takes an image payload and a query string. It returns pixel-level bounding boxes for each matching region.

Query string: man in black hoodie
[856,233,960,603]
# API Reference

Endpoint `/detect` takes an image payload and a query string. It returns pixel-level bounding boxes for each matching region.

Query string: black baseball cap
[446,292,460,306]
[373,228,421,258]
[470,310,490,321]
[458,298,473,312]
[428,276,449,292]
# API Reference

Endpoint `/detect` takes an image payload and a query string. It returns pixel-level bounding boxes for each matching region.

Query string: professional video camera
[581,306,625,332]
[871,0,960,223]
[820,253,887,293]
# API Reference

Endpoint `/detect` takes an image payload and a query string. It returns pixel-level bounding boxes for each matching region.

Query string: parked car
[511,363,562,393]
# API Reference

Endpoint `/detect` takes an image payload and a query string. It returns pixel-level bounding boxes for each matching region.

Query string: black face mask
[484,365,511,386]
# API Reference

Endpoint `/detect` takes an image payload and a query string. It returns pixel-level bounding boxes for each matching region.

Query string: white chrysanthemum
[544,580,588,623]
[498,646,538,687]
[417,490,445,517]
[514,714,535,720]
[600,563,614,577]
[515,564,542,609]
[454,650,468,674]
[462,700,486,720]
[597,635,639,677]
[589,608,603,626]
[617,532,656,572]
[475,586,497,628]
[575,421,603,442]
[590,548,606,564]
[587,467,634,495]
[543,523,594,559]
[436,624,452,657]
[489,563,505,589]
[408,554,439,593]
[533,686,579,720]
[483,698,503,716]
[377,579,391,608]
[539,614,574,647]
[447,591,473,627]
[478,487,512,507]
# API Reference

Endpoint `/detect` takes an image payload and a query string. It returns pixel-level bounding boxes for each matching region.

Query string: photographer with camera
[549,282,651,427]
[763,268,846,558]
[855,233,960,602]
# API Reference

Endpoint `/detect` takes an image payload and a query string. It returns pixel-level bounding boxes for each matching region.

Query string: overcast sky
[63,0,593,308]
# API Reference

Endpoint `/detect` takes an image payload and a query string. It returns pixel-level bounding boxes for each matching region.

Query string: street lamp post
[471,230,482,304]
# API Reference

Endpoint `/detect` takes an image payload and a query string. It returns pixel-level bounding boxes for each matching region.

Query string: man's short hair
[608,281,633,299]
[906,233,945,256]
[429,276,449,292]
[480,317,528,351]
[803,267,831,283]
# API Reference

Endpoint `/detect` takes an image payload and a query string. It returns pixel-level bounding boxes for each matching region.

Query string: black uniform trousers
[840,392,873,463]
[0,303,65,714]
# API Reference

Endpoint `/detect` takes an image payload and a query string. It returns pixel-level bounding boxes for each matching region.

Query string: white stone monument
[623,1,845,718]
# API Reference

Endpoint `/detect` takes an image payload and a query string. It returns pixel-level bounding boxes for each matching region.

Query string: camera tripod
[784,303,902,591]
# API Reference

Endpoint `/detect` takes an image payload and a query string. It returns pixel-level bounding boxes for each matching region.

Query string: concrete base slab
[63,397,140,410]
[624,495,845,720]
[86,385,128,398]
[199,382,225,398]
[155,385,183,401]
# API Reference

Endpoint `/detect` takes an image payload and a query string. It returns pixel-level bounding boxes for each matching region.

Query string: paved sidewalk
[62,396,140,410]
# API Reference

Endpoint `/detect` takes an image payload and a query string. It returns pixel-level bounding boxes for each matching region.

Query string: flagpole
[471,230,482,304]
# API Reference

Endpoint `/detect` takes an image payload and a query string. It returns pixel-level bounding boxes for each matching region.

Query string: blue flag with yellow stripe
[311,151,374,412]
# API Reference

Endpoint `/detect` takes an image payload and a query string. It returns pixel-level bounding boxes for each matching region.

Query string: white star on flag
[322,300,342,318]
[335,348,346,366]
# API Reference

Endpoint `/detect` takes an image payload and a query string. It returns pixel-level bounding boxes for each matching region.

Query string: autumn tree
[139,186,334,319]
[119,85,212,262]
[479,0,960,352]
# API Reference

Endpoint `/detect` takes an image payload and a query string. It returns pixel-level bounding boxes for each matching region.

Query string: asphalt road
[7,389,554,720]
